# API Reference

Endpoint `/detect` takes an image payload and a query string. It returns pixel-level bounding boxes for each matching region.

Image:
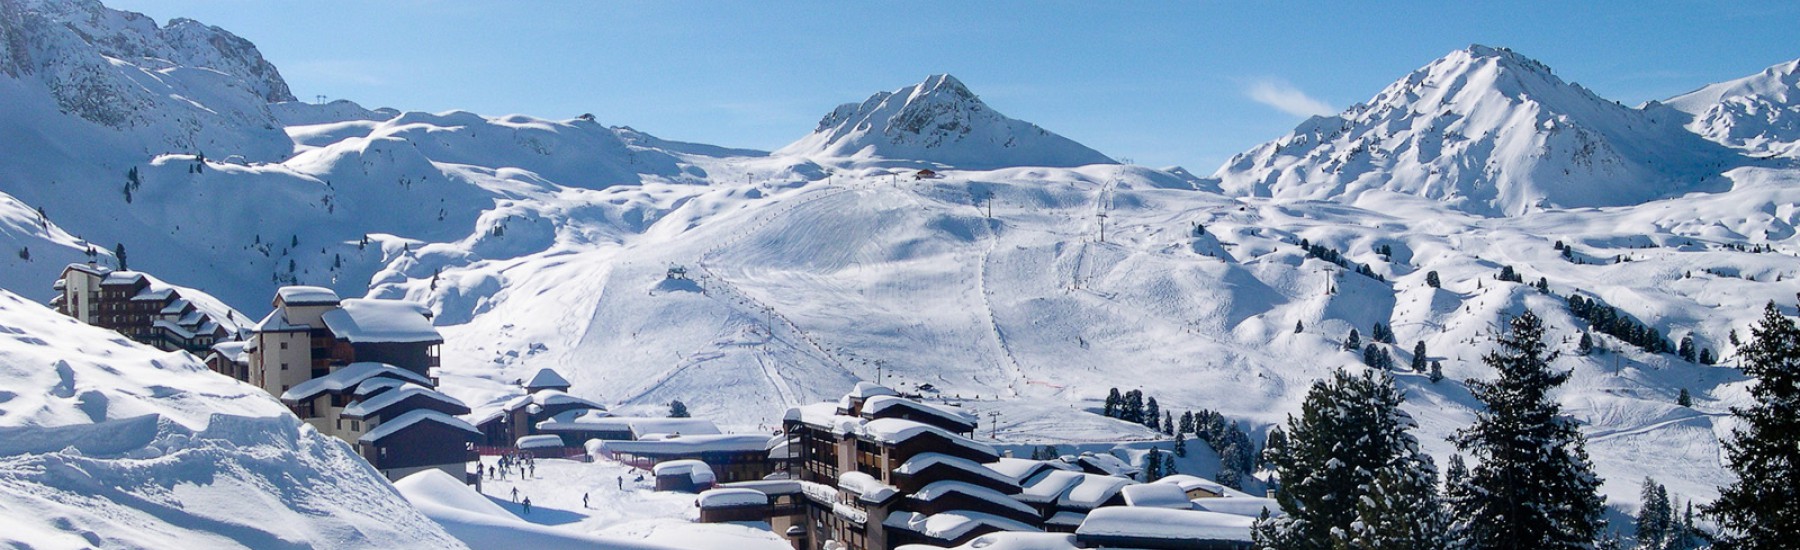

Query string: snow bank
[516,434,565,449]
[697,488,768,508]
[652,459,716,485]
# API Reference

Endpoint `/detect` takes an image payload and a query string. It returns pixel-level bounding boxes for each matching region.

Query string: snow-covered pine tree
[1255,369,1436,550]
[1636,477,1672,549]
[1262,427,1286,469]
[1578,331,1594,356]
[1705,301,1800,548]
[1352,450,1449,550]
[1413,341,1429,371]
[1346,328,1362,351]
[1163,411,1175,435]
[1679,335,1697,363]
[668,400,690,418]
[1124,390,1144,424]
[1426,270,1441,288]
[1296,319,1305,333]
[1174,431,1187,457]
[1450,310,1605,549]
[1429,360,1445,383]
[1144,447,1163,481]
[1180,410,1194,434]
[1146,397,1161,430]
[1677,388,1692,407]
[1163,451,1178,476]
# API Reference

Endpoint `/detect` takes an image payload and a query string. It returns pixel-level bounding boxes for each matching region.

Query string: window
[351,421,360,431]
[281,363,288,370]
[279,342,288,350]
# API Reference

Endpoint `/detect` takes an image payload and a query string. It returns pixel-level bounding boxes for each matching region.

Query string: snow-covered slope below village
[1666,58,1800,158]
[0,289,464,549]
[1214,45,1744,217]
[778,74,1117,170]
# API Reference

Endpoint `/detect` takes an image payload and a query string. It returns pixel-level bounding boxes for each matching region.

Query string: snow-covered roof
[785,402,863,433]
[102,271,146,286]
[591,434,774,456]
[353,376,410,397]
[850,382,899,399]
[1191,496,1285,518]
[276,286,340,306]
[536,413,717,438]
[1154,474,1227,496]
[516,434,564,449]
[895,453,1016,487]
[1044,511,1087,527]
[1074,452,1139,477]
[152,319,195,339]
[714,480,802,496]
[523,368,571,390]
[1120,483,1194,509]
[358,409,479,444]
[1017,470,1088,504]
[253,308,309,333]
[1060,474,1133,510]
[911,480,1037,517]
[159,298,191,315]
[697,488,767,509]
[321,298,441,343]
[210,340,248,361]
[280,362,432,403]
[861,395,978,429]
[839,471,900,503]
[652,459,716,485]
[342,383,467,419]
[987,457,1076,483]
[861,418,997,458]
[503,390,607,414]
[1074,507,1254,543]
[882,510,1041,542]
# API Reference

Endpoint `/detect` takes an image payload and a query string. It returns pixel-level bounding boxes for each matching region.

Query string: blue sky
[112,1,1800,170]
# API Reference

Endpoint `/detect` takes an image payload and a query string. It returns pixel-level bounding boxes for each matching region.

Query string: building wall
[375,462,467,483]
[351,341,438,377]
[360,420,475,472]
[251,330,314,396]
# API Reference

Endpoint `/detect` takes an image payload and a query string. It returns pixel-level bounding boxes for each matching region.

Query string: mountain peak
[780,74,1114,169]
[1215,45,1735,216]
[1665,57,1800,157]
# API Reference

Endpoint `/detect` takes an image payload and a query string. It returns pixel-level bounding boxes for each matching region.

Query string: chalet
[52,263,245,354]
[588,432,779,483]
[522,367,571,393]
[469,388,608,447]
[206,341,251,382]
[768,383,1040,550]
[249,286,473,482]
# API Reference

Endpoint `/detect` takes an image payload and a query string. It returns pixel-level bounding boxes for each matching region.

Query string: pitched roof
[358,409,479,443]
[281,362,432,403]
[523,368,571,391]
[321,299,441,344]
[342,383,468,420]
[276,286,341,306]
[1119,483,1193,509]
[861,395,978,430]
[861,418,997,458]
[883,510,1040,542]
[911,480,1037,517]
[895,453,1017,488]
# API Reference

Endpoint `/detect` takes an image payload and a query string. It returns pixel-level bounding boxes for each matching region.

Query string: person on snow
[583,492,590,508]
[511,487,519,503]
[522,497,532,515]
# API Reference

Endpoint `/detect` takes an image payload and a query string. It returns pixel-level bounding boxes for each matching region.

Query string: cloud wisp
[1244,78,1335,117]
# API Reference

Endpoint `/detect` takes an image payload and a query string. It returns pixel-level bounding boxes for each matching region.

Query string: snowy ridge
[1214,45,1740,216]
[1665,58,1800,158]
[0,289,462,548]
[778,74,1117,169]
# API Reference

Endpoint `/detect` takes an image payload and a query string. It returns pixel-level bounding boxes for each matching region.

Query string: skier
[617,476,623,490]
[583,492,590,508]
[522,497,532,515]
[511,487,519,503]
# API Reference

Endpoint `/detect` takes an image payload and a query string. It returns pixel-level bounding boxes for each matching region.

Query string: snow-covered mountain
[1214,45,1742,217]
[0,289,464,548]
[778,74,1117,169]
[1665,58,1800,158]
[3,2,1800,544]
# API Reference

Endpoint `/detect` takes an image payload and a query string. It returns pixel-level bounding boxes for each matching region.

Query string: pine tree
[1124,390,1144,424]
[1180,410,1194,434]
[1104,388,1121,418]
[1255,369,1438,550]
[1146,397,1161,430]
[668,400,690,418]
[1162,451,1178,477]
[1413,341,1429,371]
[1173,431,1187,457]
[16,247,27,261]
[1705,301,1800,548]
[1345,328,1362,351]
[1578,331,1594,356]
[114,243,127,270]
[1700,348,1716,365]
[1679,335,1697,363]
[1429,360,1445,383]
[1677,388,1692,407]
[1261,427,1286,468]
[1426,270,1441,288]
[1450,310,1605,549]
[1295,319,1305,334]
[1163,411,1175,436]
[1144,447,1163,481]
[1636,477,1672,549]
